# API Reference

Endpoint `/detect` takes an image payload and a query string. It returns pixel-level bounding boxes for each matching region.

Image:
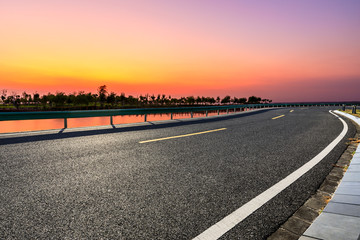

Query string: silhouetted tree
[21,91,30,105]
[116,93,126,105]
[170,97,178,105]
[3,86,271,111]
[186,96,195,105]
[216,96,220,104]
[107,92,116,106]
[150,94,156,104]
[179,97,186,105]
[195,96,202,105]
[209,97,216,104]
[67,93,76,104]
[75,91,90,106]
[47,93,56,107]
[161,94,167,105]
[221,95,231,104]
[261,98,272,104]
[40,95,48,109]
[98,85,108,107]
[54,92,67,107]
[92,94,99,108]
[156,94,161,104]
[239,98,247,104]
[248,96,261,104]
[33,93,40,108]
[10,92,21,110]
[127,95,138,105]
[139,95,147,105]
[1,89,7,105]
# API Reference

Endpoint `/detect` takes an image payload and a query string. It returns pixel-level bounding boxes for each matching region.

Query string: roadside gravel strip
[194,111,348,240]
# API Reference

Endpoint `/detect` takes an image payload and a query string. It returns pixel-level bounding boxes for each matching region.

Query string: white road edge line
[193,110,348,240]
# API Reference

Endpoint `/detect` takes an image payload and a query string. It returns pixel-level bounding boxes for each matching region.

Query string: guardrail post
[342,104,345,111]
[234,108,236,113]
[64,118,67,128]
[191,112,193,118]
[206,111,208,117]
[171,113,173,120]
[217,110,220,115]
[352,105,357,114]
[110,116,113,125]
[226,109,229,114]
[144,114,147,122]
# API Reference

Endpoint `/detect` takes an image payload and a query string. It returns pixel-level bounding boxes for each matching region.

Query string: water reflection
[0,110,238,134]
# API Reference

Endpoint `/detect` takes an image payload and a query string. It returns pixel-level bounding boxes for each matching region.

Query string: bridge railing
[0,102,356,129]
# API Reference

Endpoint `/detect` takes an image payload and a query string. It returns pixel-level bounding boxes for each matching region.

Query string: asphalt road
[0,107,356,239]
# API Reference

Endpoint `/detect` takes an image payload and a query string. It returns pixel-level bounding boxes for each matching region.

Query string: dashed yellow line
[272,115,285,120]
[290,110,294,112]
[139,128,227,143]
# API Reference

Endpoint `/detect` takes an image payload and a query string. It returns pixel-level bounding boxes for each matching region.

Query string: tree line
[0,85,272,111]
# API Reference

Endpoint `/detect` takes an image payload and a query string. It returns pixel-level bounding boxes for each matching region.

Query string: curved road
[0,107,356,239]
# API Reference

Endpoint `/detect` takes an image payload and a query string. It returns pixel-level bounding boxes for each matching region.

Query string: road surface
[0,107,356,239]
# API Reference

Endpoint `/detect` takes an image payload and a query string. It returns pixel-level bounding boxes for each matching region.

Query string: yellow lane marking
[290,110,294,112]
[139,128,227,143]
[272,115,285,120]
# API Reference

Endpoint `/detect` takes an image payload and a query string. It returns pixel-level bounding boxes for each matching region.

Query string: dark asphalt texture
[0,107,356,239]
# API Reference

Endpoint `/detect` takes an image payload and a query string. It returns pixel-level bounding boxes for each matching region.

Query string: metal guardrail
[0,102,358,128]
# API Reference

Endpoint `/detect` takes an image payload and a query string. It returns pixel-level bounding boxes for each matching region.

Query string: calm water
[0,110,233,134]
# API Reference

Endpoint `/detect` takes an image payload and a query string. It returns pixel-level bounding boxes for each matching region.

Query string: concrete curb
[268,111,360,240]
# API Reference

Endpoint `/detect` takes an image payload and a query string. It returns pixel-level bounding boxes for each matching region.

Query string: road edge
[267,111,360,240]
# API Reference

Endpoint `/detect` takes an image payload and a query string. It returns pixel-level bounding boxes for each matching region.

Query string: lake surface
[0,111,229,134]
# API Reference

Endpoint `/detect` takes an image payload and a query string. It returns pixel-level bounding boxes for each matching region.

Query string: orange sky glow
[1,0,360,102]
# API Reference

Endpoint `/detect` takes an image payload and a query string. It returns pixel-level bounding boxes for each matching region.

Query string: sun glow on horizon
[1,0,360,101]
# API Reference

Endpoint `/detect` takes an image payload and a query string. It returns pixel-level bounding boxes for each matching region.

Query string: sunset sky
[1,0,359,102]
